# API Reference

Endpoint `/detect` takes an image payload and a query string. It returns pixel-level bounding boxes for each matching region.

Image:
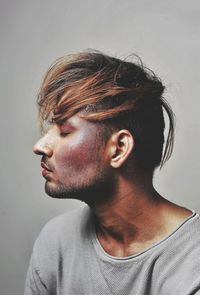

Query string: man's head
[34,50,174,203]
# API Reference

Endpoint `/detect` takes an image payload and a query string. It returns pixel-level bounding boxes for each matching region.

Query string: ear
[107,130,134,168]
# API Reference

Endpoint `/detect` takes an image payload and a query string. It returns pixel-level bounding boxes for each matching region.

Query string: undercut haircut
[37,50,174,171]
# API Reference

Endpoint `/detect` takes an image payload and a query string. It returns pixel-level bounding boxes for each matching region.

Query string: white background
[1,1,200,294]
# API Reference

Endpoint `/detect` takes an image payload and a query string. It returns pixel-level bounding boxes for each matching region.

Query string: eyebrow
[57,120,76,130]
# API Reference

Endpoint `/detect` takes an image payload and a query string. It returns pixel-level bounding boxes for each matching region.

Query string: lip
[41,162,52,172]
[42,168,51,178]
[41,162,53,178]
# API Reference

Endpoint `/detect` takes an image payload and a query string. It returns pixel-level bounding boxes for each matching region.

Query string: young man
[25,51,200,295]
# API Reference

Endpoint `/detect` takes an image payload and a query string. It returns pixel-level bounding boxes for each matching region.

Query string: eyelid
[59,126,71,136]
[60,131,70,137]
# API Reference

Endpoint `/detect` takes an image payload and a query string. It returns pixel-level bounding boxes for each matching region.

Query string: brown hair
[37,50,174,170]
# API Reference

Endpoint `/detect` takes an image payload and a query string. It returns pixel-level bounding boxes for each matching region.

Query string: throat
[96,228,140,257]
[94,203,193,258]
[94,215,150,257]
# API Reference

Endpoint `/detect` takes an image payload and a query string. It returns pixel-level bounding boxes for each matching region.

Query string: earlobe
[110,130,134,168]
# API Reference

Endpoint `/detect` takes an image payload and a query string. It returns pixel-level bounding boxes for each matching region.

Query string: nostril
[33,148,43,155]
[33,141,53,157]
[33,141,46,155]
[33,142,42,155]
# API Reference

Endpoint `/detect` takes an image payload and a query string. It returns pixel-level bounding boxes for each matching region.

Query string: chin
[44,181,86,200]
[45,182,71,199]
[45,178,116,207]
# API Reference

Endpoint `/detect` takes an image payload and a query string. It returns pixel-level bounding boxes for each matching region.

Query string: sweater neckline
[90,209,197,262]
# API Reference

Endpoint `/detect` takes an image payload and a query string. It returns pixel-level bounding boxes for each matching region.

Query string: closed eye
[60,132,70,138]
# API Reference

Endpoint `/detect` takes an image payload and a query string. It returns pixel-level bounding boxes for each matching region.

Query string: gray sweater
[25,205,200,295]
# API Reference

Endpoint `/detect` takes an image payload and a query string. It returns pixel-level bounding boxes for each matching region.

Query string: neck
[91,175,191,257]
[93,177,160,242]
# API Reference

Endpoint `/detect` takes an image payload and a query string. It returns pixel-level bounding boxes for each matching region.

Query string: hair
[37,50,175,171]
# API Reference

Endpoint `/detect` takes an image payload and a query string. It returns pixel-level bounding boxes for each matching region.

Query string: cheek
[56,133,101,172]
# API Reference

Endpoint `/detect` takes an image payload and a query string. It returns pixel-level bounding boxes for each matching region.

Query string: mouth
[41,162,52,171]
[41,162,53,178]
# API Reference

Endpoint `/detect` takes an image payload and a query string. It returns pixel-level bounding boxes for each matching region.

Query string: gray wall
[1,0,200,294]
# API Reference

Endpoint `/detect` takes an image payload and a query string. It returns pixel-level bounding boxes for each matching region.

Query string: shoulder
[33,204,92,256]
[162,211,200,257]
[26,205,92,293]
[40,204,91,235]
[158,212,200,291]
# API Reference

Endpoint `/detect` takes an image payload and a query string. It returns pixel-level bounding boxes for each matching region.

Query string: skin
[34,114,114,203]
[34,112,192,257]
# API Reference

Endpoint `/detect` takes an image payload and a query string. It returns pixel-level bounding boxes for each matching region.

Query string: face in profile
[33,113,115,205]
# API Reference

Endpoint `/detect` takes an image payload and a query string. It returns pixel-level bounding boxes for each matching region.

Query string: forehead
[66,113,86,127]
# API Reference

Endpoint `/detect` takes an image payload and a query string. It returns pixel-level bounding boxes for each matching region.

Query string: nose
[33,134,53,157]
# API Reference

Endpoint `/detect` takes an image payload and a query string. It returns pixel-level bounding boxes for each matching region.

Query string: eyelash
[60,132,70,138]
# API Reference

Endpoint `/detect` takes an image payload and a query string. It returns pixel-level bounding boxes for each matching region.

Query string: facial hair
[44,166,116,207]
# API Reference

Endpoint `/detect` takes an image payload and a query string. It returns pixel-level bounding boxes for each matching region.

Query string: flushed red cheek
[56,132,99,172]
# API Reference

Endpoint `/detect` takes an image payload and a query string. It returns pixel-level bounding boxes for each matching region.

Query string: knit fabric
[25,205,200,295]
